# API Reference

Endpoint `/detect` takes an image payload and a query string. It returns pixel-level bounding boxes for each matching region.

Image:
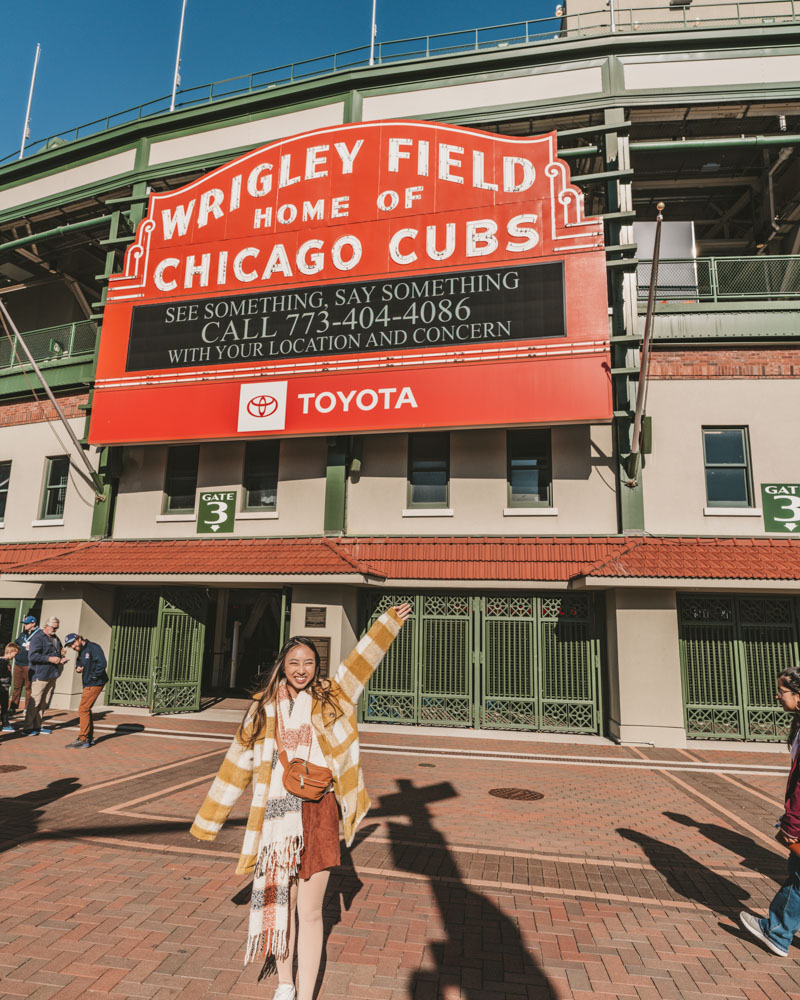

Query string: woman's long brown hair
[779,666,800,751]
[237,635,342,748]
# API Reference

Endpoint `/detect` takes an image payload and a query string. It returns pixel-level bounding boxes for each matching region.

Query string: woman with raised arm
[191,602,412,1000]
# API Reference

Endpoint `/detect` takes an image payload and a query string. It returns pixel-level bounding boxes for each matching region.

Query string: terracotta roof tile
[2,535,797,582]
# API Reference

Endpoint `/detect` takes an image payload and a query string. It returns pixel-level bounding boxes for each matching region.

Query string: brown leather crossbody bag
[275,724,333,801]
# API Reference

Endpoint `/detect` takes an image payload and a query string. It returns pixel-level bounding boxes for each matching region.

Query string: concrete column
[288,585,359,678]
[605,588,687,747]
[38,583,115,711]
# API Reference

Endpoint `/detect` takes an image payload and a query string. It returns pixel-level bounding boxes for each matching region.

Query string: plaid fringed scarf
[246,684,315,969]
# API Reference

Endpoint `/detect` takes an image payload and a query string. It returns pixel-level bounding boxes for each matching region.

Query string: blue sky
[2,1,556,161]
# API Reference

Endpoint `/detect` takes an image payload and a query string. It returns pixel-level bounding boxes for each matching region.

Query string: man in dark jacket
[63,634,108,748]
[9,615,38,716]
[25,616,67,735]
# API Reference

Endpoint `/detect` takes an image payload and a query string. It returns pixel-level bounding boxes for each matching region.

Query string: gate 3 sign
[89,120,611,445]
[761,484,800,533]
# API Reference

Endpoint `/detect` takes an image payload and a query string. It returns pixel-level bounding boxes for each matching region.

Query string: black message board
[125,261,565,373]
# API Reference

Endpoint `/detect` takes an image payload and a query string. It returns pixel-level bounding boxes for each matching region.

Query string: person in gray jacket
[25,616,67,735]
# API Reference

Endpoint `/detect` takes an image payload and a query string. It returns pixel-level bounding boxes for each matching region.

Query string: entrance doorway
[204,589,285,696]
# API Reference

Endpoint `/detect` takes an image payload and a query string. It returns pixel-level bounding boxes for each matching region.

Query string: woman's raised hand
[393,603,413,622]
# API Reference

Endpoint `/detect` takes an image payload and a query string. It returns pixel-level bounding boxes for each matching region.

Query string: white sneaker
[739,911,789,957]
[273,985,296,1000]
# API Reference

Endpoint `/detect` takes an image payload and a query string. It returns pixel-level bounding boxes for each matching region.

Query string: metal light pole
[19,43,41,160]
[609,0,617,32]
[369,0,377,66]
[170,0,188,112]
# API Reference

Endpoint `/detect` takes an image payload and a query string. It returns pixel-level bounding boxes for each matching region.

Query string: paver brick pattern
[1,709,798,999]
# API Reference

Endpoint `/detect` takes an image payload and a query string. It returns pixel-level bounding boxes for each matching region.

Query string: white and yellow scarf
[246,683,316,969]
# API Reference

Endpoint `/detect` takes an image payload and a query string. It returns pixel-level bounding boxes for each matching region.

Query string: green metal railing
[3,0,798,165]
[637,255,800,302]
[679,595,800,741]
[0,319,97,370]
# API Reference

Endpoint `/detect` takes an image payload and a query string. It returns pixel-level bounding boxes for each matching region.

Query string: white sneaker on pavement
[273,985,296,1000]
[739,911,789,957]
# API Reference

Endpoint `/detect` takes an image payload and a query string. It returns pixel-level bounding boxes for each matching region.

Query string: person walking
[9,615,38,718]
[63,633,108,748]
[25,616,67,736]
[741,665,800,956]
[1,642,19,732]
[191,602,412,1000]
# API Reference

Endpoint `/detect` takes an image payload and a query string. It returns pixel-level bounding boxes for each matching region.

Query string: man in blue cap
[9,615,38,718]
[63,633,108,748]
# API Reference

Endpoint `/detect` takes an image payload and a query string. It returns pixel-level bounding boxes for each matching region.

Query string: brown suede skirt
[297,791,341,880]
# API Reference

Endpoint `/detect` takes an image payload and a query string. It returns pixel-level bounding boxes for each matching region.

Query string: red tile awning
[2,535,798,583]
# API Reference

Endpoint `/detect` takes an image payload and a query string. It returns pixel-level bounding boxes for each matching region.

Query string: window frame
[506,429,553,508]
[162,444,200,514]
[0,460,10,523]
[702,426,754,508]
[241,439,280,512]
[407,432,450,509]
[40,455,70,521]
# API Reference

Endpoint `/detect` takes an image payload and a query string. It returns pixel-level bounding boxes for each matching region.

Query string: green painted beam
[323,437,347,535]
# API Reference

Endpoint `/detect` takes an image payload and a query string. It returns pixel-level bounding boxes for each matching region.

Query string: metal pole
[369,0,377,65]
[19,43,41,160]
[609,0,617,32]
[0,298,106,497]
[627,202,664,484]
[170,0,188,112]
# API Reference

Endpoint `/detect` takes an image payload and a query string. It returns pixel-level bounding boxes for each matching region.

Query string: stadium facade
[0,0,799,746]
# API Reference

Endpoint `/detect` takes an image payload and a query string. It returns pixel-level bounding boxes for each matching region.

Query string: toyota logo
[246,395,279,418]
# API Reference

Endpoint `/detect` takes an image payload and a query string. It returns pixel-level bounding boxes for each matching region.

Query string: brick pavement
[1,709,799,999]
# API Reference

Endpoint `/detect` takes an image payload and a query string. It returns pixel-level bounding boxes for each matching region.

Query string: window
[41,456,69,520]
[408,432,449,507]
[0,461,9,522]
[243,440,279,511]
[702,427,753,507]
[163,445,199,513]
[507,430,552,507]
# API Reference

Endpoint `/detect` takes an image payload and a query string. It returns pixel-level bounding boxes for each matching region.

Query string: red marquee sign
[89,120,611,445]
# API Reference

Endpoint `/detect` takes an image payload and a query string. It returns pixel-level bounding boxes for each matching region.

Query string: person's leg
[25,680,46,731]
[274,877,299,988]
[39,679,56,730]
[0,682,9,726]
[23,666,31,708]
[295,870,330,1000]
[9,664,23,713]
[762,852,800,952]
[78,686,102,742]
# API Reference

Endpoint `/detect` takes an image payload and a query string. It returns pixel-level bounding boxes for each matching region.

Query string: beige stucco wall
[605,588,686,747]
[0,417,99,543]
[113,438,327,538]
[644,379,800,535]
[346,425,617,535]
[288,584,359,677]
[38,583,115,712]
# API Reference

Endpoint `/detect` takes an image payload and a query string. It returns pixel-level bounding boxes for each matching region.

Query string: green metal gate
[679,595,800,741]
[361,592,603,733]
[107,587,206,714]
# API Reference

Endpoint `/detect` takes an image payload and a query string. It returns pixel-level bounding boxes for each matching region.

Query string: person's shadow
[0,777,81,852]
[371,779,555,999]
[664,811,785,882]
[617,827,753,918]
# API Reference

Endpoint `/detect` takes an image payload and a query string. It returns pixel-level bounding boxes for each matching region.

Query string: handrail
[2,0,798,166]
[0,319,97,371]
[636,255,800,302]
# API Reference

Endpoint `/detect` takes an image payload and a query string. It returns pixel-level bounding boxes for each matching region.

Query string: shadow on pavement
[0,777,81,852]
[93,723,146,745]
[372,778,555,1000]
[664,811,785,882]
[617,826,752,917]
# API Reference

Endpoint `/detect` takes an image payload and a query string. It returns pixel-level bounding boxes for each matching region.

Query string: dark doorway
[203,589,283,696]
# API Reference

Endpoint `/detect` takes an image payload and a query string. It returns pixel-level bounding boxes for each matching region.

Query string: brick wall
[650,347,800,379]
[0,393,89,428]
